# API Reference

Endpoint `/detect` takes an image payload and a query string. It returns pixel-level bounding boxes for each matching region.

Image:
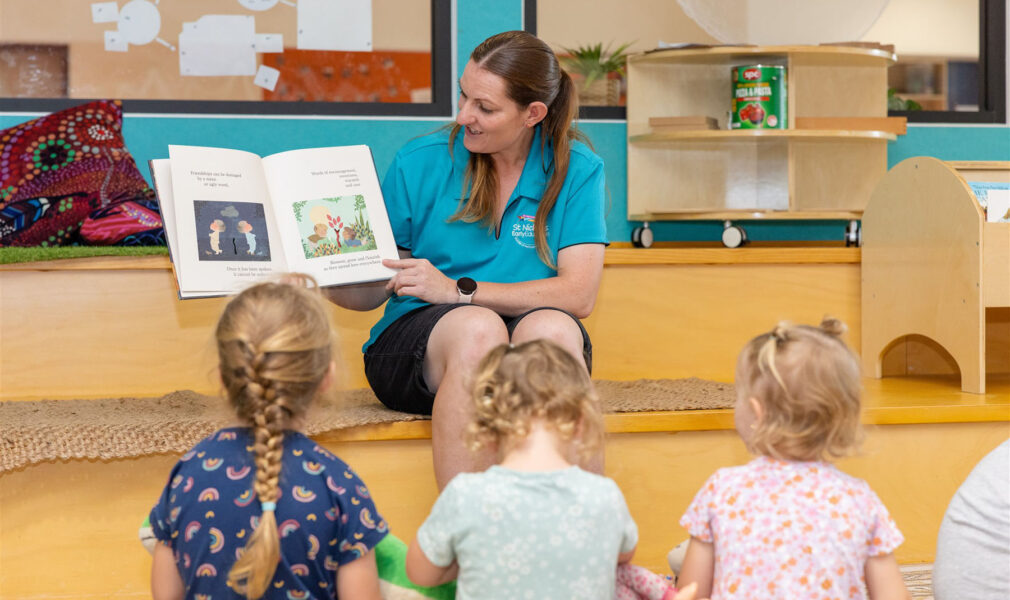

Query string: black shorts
[363,304,592,415]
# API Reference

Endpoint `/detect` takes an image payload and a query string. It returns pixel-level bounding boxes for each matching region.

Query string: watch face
[457,276,477,294]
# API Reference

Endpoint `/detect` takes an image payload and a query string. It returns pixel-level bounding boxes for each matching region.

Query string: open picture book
[150,145,398,299]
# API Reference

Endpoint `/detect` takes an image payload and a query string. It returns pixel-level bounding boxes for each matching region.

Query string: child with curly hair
[404,339,690,599]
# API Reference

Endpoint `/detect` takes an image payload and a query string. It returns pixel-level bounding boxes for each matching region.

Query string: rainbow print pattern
[339,540,369,559]
[326,476,345,495]
[198,488,220,502]
[181,450,196,462]
[208,527,225,554]
[149,427,388,598]
[313,444,335,460]
[184,521,201,542]
[359,507,376,529]
[302,461,325,475]
[234,490,255,507]
[226,465,251,480]
[292,486,317,503]
[202,458,223,471]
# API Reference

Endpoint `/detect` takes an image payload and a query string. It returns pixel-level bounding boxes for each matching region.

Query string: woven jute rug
[0,378,734,473]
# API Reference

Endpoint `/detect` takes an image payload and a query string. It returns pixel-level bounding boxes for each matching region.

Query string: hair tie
[260,501,277,512]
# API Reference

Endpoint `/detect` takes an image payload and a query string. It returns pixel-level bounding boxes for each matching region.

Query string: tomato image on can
[731,65,786,129]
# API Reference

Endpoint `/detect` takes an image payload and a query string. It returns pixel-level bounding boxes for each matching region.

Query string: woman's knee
[510,309,583,349]
[430,306,509,365]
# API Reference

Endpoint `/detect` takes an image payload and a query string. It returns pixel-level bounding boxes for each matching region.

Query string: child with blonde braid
[148,277,387,600]
[677,318,909,600]
[404,340,696,600]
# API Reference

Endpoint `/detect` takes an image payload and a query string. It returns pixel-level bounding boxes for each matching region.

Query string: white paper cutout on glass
[298,0,372,51]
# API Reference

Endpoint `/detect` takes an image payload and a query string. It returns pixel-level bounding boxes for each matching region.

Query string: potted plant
[559,41,633,106]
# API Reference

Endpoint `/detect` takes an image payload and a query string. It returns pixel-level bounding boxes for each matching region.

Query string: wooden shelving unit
[862,158,1010,394]
[626,45,897,243]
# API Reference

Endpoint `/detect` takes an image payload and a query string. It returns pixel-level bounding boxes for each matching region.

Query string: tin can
[730,65,787,129]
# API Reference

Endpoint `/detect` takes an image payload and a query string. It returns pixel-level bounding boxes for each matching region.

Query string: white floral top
[417,465,638,600]
[680,456,904,600]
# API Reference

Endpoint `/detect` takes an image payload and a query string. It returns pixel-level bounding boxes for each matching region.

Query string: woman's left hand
[383,258,457,304]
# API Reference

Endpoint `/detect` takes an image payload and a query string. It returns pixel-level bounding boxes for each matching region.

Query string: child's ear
[318,360,337,393]
[748,397,764,425]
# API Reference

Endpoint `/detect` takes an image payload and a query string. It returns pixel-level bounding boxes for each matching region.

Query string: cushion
[80,197,165,246]
[0,99,156,247]
[0,192,101,247]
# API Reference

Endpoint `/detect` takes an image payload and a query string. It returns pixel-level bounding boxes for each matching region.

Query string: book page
[150,159,225,299]
[167,145,290,294]
[261,145,397,286]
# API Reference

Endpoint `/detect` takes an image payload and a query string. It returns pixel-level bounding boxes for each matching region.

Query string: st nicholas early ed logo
[511,214,537,248]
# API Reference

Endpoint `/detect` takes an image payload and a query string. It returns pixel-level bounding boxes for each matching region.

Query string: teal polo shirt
[365,126,608,351]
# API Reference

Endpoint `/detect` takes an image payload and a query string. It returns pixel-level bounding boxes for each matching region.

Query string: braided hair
[215,276,334,599]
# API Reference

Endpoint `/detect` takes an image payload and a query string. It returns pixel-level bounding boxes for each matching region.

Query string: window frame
[530,0,1007,124]
[0,0,453,117]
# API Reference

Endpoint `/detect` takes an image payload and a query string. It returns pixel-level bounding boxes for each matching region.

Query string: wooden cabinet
[626,45,898,236]
[862,158,1010,394]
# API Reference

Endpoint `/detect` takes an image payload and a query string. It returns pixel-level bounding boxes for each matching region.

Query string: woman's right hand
[383,257,457,305]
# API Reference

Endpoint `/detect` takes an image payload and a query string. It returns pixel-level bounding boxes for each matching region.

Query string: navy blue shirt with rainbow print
[150,427,388,599]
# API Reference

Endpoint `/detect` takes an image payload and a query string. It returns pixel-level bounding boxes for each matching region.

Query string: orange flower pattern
[680,457,903,599]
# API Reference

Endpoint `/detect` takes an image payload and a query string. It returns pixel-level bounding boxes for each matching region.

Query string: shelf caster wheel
[844,220,862,247]
[721,221,748,248]
[631,223,654,248]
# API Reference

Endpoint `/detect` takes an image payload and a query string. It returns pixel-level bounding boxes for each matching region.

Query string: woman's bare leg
[424,306,509,490]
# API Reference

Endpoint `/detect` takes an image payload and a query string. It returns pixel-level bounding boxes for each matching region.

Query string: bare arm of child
[865,552,912,600]
[336,548,383,600]
[677,537,715,600]
[150,541,184,600]
[405,537,459,587]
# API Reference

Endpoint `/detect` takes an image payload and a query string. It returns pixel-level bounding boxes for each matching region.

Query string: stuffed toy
[616,563,679,600]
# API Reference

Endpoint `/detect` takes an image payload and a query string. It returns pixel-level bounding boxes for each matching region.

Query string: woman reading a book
[326,30,607,490]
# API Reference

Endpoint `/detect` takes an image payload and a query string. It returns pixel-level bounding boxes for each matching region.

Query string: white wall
[862,0,978,58]
[538,0,979,58]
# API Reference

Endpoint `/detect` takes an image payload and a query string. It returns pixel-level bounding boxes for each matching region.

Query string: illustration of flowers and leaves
[294,195,376,259]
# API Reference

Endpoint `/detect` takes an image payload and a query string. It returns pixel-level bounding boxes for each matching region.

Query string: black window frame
[529,0,1007,124]
[0,0,453,117]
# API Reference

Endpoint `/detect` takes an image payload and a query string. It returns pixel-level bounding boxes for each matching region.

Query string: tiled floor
[901,564,934,599]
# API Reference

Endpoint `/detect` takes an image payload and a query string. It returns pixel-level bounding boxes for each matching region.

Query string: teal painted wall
[1,1,1006,244]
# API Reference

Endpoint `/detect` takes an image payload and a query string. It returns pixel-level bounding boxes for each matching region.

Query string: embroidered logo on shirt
[511,214,541,249]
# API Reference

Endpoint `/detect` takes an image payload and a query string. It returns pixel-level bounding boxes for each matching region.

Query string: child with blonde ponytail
[677,318,909,600]
[149,276,386,600]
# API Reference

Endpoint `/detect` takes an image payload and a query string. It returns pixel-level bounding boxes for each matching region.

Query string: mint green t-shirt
[416,465,638,599]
